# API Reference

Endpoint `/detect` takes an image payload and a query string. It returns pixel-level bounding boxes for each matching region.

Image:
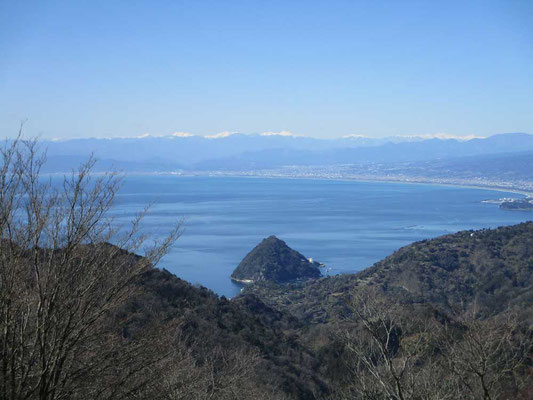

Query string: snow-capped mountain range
[27,132,533,175]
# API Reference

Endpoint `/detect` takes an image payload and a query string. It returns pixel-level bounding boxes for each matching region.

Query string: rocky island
[499,197,533,210]
[231,235,322,284]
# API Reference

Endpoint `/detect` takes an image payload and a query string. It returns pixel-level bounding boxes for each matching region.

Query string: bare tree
[161,344,283,400]
[437,310,533,400]
[334,288,533,400]
[335,289,443,400]
[0,134,182,400]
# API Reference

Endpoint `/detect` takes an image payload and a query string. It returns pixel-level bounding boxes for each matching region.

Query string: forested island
[231,235,322,283]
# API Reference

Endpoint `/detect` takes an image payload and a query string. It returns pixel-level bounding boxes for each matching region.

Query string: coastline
[230,277,254,284]
[140,171,533,198]
[44,170,533,197]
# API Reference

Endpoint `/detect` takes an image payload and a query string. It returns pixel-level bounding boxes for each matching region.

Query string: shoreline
[127,171,533,197]
[230,277,254,284]
[43,170,533,197]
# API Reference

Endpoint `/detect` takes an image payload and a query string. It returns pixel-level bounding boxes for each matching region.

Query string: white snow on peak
[342,134,374,139]
[205,130,301,139]
[342,133,485,141]
[169,132,195,138]
[205,131,238,139]
[397,133,485,141]
[259,130,299,137]
[135,132,196,139]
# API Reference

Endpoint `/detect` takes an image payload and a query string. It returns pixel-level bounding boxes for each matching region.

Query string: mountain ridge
[35,132,533,171]
[242,221,533,323]
[131,220,533,397]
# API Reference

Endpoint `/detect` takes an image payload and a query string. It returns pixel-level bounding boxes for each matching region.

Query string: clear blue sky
[1,0,532,139]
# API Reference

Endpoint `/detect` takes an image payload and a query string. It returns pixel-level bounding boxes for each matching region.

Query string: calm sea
[110,176,531,297]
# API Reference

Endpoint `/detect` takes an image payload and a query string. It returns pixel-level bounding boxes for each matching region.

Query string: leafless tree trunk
[0,133,182,400]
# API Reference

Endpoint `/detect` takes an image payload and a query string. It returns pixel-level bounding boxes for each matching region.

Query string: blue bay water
[110,176,531,298]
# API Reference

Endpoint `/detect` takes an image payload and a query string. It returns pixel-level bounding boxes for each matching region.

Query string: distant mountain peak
[397,133,485,141]
[231,236,322,284]
[258,130,301,137]
[205,131,239,139]
[136,132,197,139]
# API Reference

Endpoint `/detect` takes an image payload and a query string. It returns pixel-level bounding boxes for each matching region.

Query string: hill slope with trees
[244,222,533,323]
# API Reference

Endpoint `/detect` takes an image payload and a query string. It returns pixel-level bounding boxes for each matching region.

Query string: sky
[1,0,532,139]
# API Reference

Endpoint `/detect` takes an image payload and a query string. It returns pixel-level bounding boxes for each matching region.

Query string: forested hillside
[123,221,533,399]
[245,222,533,323]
